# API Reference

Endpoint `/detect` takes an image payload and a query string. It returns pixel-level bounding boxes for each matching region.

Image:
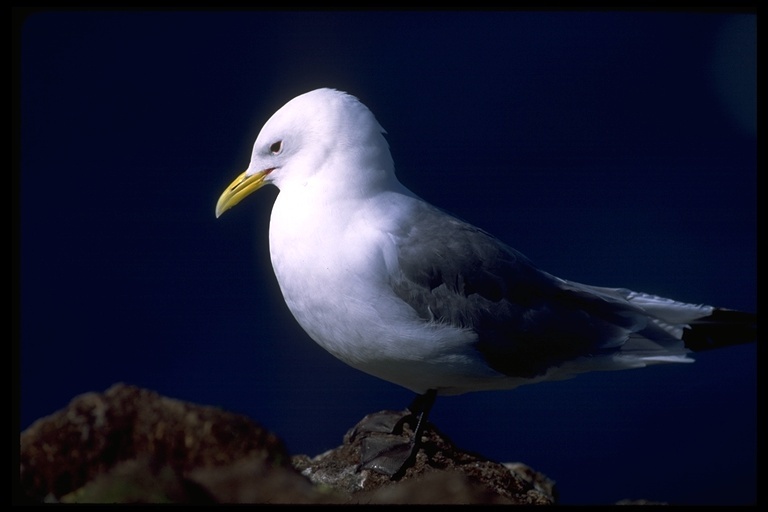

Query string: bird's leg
[390,389,437,480]
[392,389,437,435]
[357,389,438,479]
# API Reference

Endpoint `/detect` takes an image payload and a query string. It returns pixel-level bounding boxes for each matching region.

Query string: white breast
[266,186,503,394]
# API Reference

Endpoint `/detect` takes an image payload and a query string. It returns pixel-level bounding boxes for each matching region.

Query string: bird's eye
[269,141,283,154]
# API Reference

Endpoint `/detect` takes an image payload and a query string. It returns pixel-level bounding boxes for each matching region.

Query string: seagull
[216,88,755,478]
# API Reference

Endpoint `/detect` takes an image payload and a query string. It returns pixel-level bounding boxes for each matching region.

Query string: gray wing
[390,203,655,379]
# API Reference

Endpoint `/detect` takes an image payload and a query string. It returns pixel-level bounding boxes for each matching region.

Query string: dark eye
[269,141,283,154]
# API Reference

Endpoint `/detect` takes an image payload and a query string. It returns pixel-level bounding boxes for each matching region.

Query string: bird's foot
[351,390,437,480]
[349,409,418,478]
[360,434,417,478]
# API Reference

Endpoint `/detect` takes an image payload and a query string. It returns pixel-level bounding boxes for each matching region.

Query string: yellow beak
[215,168,273,218]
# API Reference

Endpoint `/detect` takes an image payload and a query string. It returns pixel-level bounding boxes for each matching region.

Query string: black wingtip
[682,308,757,352]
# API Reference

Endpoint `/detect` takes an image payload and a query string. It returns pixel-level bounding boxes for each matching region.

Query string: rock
[18,383,308,503]
[18,383,557,504]
[57,457,215,504]
[294,409,557,504]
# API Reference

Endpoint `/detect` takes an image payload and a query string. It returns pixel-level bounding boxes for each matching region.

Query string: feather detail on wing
[390,202,755,380]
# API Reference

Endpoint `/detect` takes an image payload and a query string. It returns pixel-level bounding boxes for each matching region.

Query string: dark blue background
[17,11,756,505]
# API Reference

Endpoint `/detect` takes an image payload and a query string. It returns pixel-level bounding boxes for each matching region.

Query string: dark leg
[390,389,437,479]
[358,389,438,479]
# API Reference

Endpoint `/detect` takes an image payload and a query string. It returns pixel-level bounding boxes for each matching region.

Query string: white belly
[266,189,504,394]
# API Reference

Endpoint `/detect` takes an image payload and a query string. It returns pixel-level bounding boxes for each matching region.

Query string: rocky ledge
[18,383,556,504]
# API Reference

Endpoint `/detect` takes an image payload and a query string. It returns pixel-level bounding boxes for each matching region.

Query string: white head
[216,88,396,217]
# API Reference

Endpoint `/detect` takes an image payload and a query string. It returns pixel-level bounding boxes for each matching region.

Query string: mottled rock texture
[18,383,556,504]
